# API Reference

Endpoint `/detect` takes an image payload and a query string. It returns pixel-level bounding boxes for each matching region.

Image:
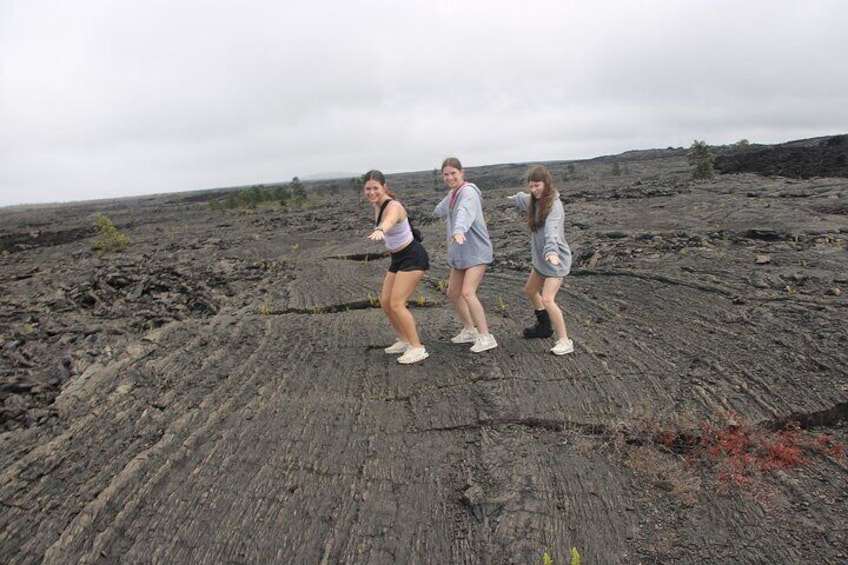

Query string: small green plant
[367,293,380,308]
[93,215,130,257]
[290,243,299,252]
[688,139,715,180]
[416,295,426,307]
[542,547,580,565]
[498,296,507,312]
[437,279,448,292]
[258,305,270,316]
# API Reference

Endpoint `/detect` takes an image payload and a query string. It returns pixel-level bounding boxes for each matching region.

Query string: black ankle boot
[523,309,554,338]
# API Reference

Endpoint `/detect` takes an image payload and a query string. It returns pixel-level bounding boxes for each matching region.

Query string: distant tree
[733,139,752,153]
[350,176,363,192]
[611,162,622,176]
[247,185,264,208]
[688,140,715,180]
[291,176,306,201]
[561,163,577,182]
[274,184,291,204]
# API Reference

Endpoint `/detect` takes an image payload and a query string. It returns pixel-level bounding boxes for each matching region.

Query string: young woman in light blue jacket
[433,157,497,353]
[508,165,574,355]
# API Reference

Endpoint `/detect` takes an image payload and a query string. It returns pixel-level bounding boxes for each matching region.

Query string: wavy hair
[526,165,555,232]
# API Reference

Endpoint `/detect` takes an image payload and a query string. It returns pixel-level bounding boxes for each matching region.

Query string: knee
[388,297,408,313]
[460,288,477,302]
[381,300,393,315]
[523,283,536,299]
[540,295,559,310]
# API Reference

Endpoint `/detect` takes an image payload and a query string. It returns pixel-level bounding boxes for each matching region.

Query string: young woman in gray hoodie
[508,165,574,355]
[433,157,497,353]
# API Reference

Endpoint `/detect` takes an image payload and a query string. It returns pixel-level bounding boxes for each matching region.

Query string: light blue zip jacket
[433,182,493,269]
[511,191,572,277]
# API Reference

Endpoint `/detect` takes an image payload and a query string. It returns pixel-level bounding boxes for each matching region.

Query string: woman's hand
[546,254,560,265]
[453,232,466,245]
[368,229,385,241]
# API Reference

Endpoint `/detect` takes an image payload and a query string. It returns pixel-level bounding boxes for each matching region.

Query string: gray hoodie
[434,182,493,269]
[511,191,572,277]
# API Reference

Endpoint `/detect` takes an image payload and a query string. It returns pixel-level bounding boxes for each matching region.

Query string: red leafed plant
[653,411,846,487]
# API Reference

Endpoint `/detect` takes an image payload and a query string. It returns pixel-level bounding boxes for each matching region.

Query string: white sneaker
[451,327,479,344]
[384,340,410,354]
[470,334,498,353]
[551,338,574,356]
[398,346,429,365]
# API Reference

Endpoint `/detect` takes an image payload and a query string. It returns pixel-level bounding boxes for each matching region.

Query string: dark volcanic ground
[1,137,847,564]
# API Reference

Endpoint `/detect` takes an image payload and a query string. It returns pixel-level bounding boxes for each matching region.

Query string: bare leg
[523,269,545,311]
[380,272,403,338]
[540,276,569,340]
[387,270,426,347]
[446,268,474,329]
[458,264,490,335]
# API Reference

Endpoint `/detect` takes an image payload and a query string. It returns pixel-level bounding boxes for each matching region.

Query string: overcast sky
[1,0,846,207]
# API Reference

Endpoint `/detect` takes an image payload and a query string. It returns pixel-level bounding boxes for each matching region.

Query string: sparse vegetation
[93,215,130,257]
[208,178,307,211]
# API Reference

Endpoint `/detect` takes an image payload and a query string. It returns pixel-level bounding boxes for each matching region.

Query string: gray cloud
[2,0,847,206]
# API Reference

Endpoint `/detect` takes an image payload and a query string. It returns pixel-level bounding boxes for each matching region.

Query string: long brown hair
[526,165,555,232]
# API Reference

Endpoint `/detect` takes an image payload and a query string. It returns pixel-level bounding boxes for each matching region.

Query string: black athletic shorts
[389,239,430,273]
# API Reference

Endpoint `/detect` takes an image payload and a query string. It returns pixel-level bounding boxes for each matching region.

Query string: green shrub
[93,215,130,257]
[688,139,714,180]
